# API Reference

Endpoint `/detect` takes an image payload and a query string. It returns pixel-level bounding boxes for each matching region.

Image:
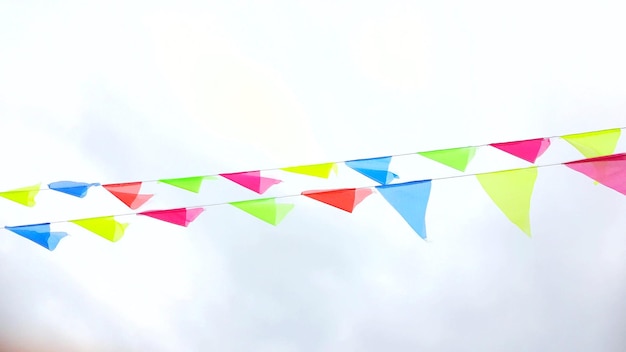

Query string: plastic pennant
[564,153,626,195]
[220,171,282,194]
[230,198,295,225]
[418,146,477,172]
[345,156,399,185]
[376,180,432,240]
[139,208,205,227]
[302,188,373,213]
[490,138,551,163]
[5,223,68,251]
[562,128,621,158]
[103,182,153,209]
[70,216,129,242]
[48,181,100,198]
[159,176,217,193]
[0,183,41,207]
[281,163,337,178]
[476,167,538,237]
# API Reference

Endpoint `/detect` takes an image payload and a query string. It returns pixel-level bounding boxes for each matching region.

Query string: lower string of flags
[3,153,626,251]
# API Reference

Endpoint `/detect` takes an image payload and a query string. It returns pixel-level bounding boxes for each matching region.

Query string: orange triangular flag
[103,182,153,210]
[302,188,373,213]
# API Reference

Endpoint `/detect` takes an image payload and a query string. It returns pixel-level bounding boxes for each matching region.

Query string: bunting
[345,156,398,185]
[476,167,538,236]
[70,216,129,242]
[0,183,40,207]
[376,180,432,240]
[302,188,373,213]
[230,198,295,225]
[5,223,68,250]
[220,171,282,194]
[139,208,205,227]
[564,153,626,195]
[103,182,154,209]
[281,163,337,178]
[562,128,621,158]
[490,138,551,163]
[48,181,100,198]
[418,147,477,172]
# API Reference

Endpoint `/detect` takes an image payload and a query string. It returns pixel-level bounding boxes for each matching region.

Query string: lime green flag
[562,128,621,158]
[418,146,477,172]
[70,216,129,242]
[0,183,41,207]
[476,167,538,237]
[281,163,337,178]
[159,176,217,193]
[230,198,295,225]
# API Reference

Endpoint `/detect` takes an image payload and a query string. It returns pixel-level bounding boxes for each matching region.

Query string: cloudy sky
[1,1,626,351]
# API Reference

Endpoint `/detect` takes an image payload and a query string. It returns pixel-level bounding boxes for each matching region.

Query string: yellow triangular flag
[281,163,337,178]
[476,167,538,237]
[0,183,41,207]
[562,128,621,158]
[70,216,129,242]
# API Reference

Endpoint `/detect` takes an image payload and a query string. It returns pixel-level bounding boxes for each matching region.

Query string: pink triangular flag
[220,171,282,194]
[139,208,205,227]
[491,138,551,163]
[564,153,626,195]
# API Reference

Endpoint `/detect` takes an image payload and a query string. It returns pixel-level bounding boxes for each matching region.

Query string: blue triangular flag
[376,180,431,239]
[345,156,398,185]
[5,223,68,250]
[48,181,100,198]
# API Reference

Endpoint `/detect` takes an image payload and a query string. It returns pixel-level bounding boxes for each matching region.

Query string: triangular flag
[48,181,100,198]
[490,138,551,163]
[281,163,337,178]
[564,153,626,195]
[220,171,282,194]
[376,180,431,240]
[476,167,538,237]
[302,188,373,213]
[70,216,129,242]
[139,208,205,227]
[418,146,477,172]
[345,156,399,185]
[0,183,41,207]
[103,182,153,209]
[5,223,68,251]
[562,128,621,158]
[159,176,217,193]
[230,198,295,225]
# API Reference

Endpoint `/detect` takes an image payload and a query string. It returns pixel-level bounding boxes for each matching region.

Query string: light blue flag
[48,181,100,198]
[5,223,68,250]
[376,180,431,240]
[345,156,398,185]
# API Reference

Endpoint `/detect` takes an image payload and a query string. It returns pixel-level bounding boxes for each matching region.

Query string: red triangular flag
[139,208,204,227]
[220,171,282,194]
[565,153,626,195]
[103,182,153,210]
[490,138,551,163]
[302,188,373,213]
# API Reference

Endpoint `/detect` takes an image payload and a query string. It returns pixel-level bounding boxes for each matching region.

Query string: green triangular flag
[476,167,538,237]
[230,198,295,225]
[419,146,477,172]
[70,216,129,242]
[0,183,41,207]
[159,176,217,193]
[562,128,621,158]
[281,163,337,178]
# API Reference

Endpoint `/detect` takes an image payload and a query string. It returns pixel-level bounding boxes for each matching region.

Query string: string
[0,126,623,194]
[4,154,613,228]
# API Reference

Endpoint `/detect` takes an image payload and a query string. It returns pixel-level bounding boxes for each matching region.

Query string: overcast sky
[1,1,626,351]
